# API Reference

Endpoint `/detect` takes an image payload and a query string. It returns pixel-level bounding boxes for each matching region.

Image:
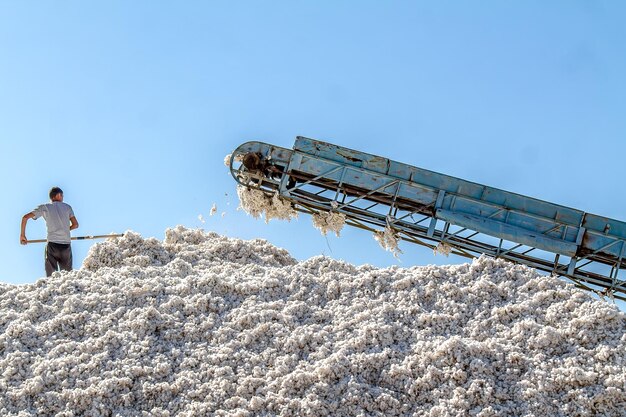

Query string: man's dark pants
[45,242,73,276]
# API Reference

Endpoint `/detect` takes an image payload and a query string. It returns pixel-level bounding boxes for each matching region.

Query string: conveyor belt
[229,137,626,301]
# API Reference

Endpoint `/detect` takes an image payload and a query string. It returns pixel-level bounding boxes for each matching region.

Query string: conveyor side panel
[291,141,584,256]
[295,137,585,227]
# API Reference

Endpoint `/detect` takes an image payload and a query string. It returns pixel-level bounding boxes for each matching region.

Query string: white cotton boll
[236,185,268,219]
[198,214,205,224]
[225,153,244,168]
[265,192,298,223]
[434,242,451,257]
[236,186,297,223]
[311,210,346,237]
[373,226,402,258]
[210,204,217,216]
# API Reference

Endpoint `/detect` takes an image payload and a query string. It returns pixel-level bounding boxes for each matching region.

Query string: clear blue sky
[1,1,625,308]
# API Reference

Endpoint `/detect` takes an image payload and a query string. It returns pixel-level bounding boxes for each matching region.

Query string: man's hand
[20,234,28,245]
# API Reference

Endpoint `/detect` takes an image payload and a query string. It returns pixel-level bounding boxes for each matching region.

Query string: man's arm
[20,212,35,245]
[70,216,79,231]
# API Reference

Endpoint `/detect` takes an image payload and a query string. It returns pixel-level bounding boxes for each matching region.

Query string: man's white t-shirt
[32,202,75,244]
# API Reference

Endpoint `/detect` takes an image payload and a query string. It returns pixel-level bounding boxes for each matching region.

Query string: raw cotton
[1,227,626,417]
[374,226,403,258]
[224,153,243,167]
[434,242,452,257]
[237,185,298,223]
[312,210,347,237]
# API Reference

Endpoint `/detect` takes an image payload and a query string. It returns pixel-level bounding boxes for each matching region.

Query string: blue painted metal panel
[584,214,626,238]
[296,137,585,227]
[436,209,579,256]
[295,137,389,174]
[399,183,438,207]
[291,153,582,256]
[294,137,588,253]
[583,232,625,258]
[292,154,439,206]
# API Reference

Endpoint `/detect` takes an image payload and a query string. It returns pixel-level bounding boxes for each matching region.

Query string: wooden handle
[25,234,124,244]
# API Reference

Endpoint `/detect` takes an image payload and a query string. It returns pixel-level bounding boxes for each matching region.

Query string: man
[20,187,79,276]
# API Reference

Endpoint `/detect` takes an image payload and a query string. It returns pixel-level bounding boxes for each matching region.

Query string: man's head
[49,187,63,202]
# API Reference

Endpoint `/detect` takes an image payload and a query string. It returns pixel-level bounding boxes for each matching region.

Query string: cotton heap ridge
[1,227,625,416]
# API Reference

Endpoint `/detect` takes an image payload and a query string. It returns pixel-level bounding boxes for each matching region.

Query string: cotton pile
[1,227,625,417]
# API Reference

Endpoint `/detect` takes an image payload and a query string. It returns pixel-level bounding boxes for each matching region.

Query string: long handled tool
[26,234,124,244]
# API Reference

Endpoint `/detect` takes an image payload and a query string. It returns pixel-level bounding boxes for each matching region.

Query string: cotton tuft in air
[1,227,625,416]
